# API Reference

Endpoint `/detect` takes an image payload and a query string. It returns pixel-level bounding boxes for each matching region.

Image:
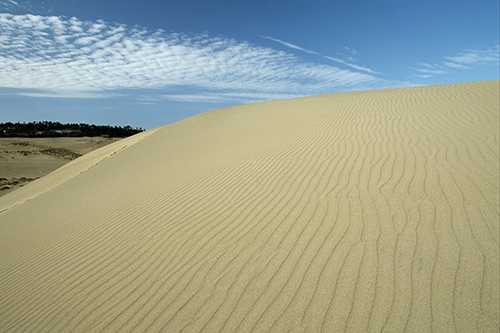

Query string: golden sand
[0,81,498,332]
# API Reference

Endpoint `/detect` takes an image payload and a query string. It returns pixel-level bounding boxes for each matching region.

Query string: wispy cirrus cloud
[411,63,448,77]
[262,36,380,74]
[162,91,299,104]
[0,0,46,16]
[0,0,19,11]
[0,14,394,103]
[445,45,500,66]
[412,45,499,78]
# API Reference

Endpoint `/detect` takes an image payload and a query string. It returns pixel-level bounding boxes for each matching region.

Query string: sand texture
[0,81,498,332]
[0,137,121,197]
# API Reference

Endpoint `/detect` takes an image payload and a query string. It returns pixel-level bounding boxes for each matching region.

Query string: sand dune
[0,80,498,332]
[0,137,122,197]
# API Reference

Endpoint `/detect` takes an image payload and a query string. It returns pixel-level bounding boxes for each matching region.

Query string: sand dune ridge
[0,81,498,332]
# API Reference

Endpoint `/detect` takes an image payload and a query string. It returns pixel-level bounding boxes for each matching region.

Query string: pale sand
[0,137,121,197]
[0,81,498,332]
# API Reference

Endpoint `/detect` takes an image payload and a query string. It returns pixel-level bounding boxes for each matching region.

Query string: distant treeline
[0,121,144,138]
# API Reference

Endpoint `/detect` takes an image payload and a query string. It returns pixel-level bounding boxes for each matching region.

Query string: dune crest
[0,81,498,332]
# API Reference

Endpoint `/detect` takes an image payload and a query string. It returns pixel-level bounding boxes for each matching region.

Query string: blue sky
[1,0,498,129]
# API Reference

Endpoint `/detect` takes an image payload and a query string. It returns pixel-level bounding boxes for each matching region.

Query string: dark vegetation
[0,121,144,138]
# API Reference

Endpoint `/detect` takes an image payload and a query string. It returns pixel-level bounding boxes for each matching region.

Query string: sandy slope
[0,81,498,332]
[0,137,121,197]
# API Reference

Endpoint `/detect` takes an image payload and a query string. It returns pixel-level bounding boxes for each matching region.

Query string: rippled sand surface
[1,81,498,332]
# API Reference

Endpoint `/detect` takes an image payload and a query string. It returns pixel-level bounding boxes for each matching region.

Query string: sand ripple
[0,81,498,332]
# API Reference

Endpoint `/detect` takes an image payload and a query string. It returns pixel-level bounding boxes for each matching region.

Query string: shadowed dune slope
[0,80,498,332]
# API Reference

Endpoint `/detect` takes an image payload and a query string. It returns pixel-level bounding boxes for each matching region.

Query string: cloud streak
[412,45,499,78]
[0,14,390,102]
[262,36,380,74]
[445,45,500,66]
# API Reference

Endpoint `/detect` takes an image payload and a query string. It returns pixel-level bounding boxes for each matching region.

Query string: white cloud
[445,45,499,65]
[413,45,499,78]
[0,14,397,102]
[74,36,99,45]
[262,36,379,74]
[411,63,448,75]
[413,74,433,79]
[17,89,116,99]
[443,62,468,69]
[418,63,444,69]
[163,94,230,103]
[162,91,299,104]
[0,0,17,10]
